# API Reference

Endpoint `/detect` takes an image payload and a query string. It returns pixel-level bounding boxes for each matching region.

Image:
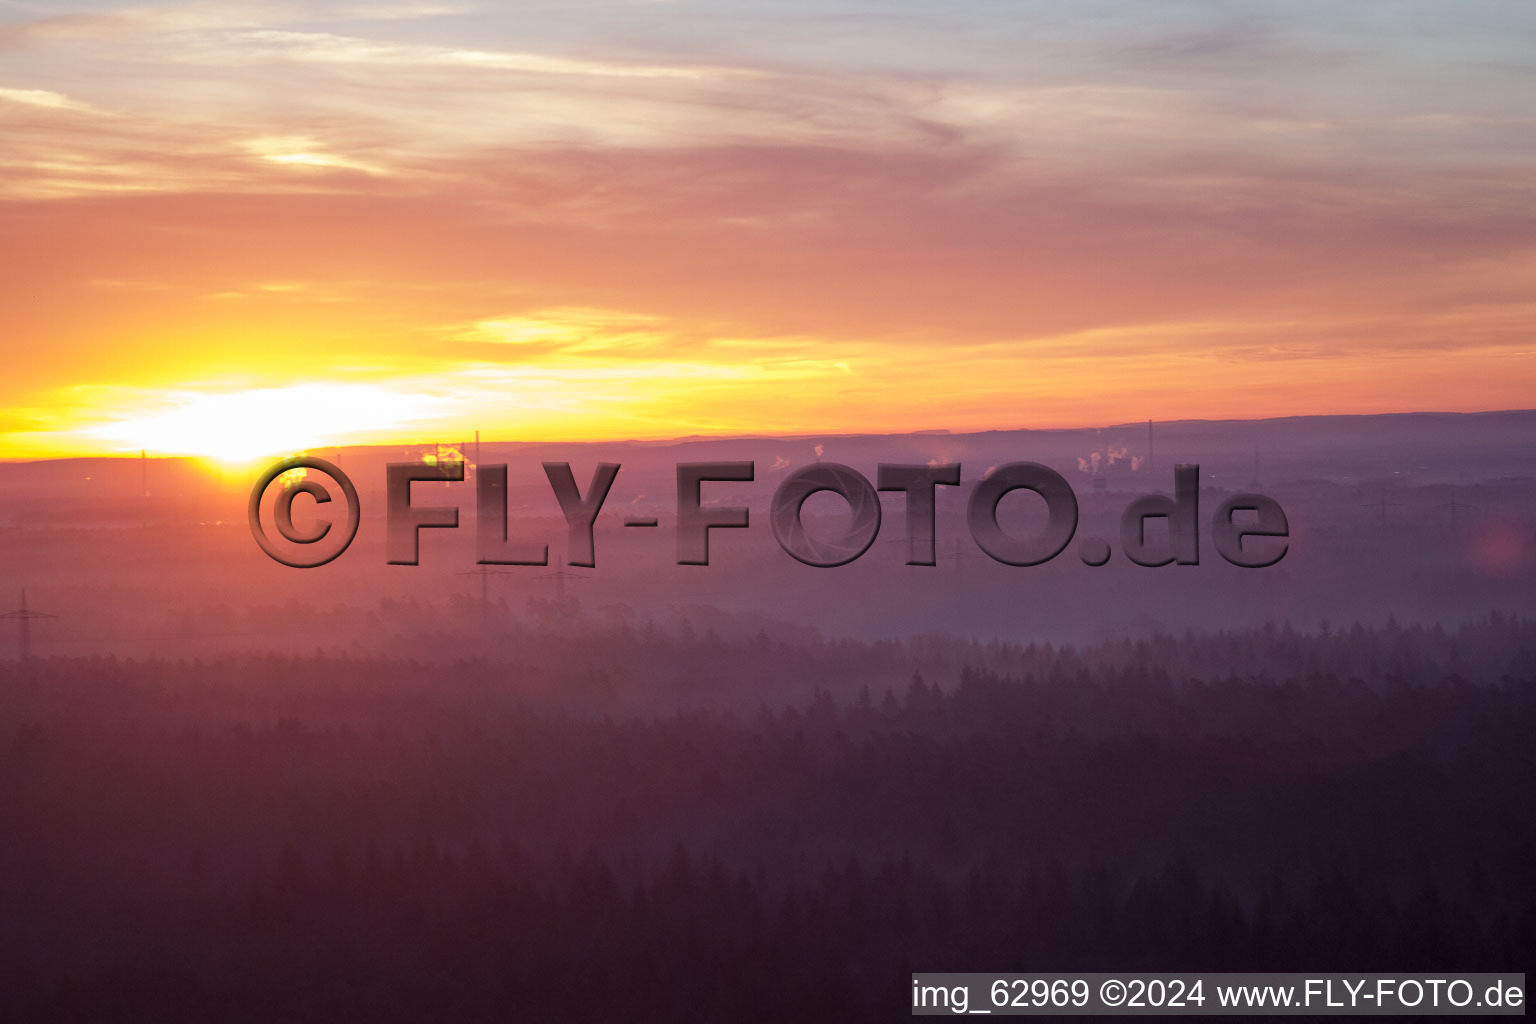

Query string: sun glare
[86,383,446,462]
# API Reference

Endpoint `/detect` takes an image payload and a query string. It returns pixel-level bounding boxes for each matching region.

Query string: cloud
[0,2,467,47]
[4,0,1532,212]
[244,134,387,175]
[0,86,99,112]
[451,308,680,358]
[204,29,750,80]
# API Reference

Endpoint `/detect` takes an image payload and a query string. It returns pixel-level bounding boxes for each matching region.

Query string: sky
[1,0,1533,459]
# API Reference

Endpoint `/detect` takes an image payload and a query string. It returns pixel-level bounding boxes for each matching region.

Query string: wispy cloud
[0,1,468,46]
[0,85,100,112]
[202,29,751,79]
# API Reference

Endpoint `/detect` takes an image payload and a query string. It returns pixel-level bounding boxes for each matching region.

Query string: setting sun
[83,383,447,462]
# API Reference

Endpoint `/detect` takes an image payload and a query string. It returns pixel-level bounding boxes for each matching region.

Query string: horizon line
[5,406,1534,465]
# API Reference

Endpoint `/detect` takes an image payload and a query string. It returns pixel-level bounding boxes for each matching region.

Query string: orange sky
[1,1,1533,460]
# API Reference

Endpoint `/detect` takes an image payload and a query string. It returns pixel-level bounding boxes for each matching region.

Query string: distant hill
[3,410,1532,513]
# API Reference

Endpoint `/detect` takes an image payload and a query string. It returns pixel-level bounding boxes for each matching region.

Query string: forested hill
[1,617,1533,1021]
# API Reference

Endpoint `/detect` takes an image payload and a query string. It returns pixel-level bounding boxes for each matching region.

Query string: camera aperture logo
[249,456,1289,571]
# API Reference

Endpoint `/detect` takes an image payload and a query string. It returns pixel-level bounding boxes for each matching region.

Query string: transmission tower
[456,566,521,631]
[1360,493,1403,527]
[535,569,589,603]
[1439,497,1480,529]
[1,589,57,662]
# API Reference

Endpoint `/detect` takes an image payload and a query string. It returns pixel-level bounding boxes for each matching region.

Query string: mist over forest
[2,617,1534,1020]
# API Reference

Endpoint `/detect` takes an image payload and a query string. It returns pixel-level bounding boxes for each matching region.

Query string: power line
[534,568,589,602]
[0,589,58,662]
[1360,493,1404,527]
[1438,498,1480,529]
[456,565,523,630]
